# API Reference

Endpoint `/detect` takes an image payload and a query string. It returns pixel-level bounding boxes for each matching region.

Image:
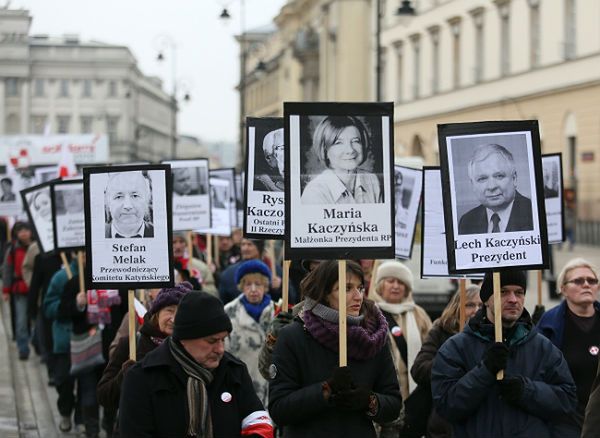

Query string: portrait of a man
[172,167,205,196]
[543,162,559,199]
[57,188,84,216]
[104,171,154,238]
[458,143,533,235]
[0,177,16,202]
[254,128,284,192]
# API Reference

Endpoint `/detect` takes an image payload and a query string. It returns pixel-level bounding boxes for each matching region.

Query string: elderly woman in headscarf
[224,259,276,406]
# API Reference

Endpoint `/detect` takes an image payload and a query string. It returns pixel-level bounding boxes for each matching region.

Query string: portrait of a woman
[301,116,382,204]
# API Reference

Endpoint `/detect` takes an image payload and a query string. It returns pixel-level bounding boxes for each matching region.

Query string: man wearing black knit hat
[119,291,273,438]
[431,270,579,437]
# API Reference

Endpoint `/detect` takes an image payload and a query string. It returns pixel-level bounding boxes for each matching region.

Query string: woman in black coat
[269,260,402,438]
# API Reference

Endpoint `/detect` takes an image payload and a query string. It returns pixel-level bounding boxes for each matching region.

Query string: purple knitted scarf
[303,303,389,361]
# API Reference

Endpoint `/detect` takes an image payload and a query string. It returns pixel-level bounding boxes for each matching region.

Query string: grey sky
[15,0,286,143]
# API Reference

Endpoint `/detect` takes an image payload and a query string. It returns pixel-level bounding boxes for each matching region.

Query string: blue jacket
[432,309,578,438]
[537,300,600,349]
[43,261,78,354]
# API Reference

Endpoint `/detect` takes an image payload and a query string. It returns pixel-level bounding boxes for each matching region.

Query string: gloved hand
[333,386,372,411]
[268,311,294,339]
[499,376,525,403]
[532,305,546,325]
[120,359,136,374]
[483,342,509,374]
[326,366,353,394]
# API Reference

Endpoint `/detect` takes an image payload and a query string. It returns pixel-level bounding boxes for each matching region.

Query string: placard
[439,120,548,273]
[542,153,565,244]
[285,102,395,260]
[394,165,422,259]
[0,168,39,217]
[83,165,174,289]
[210,168,237,231]
[197,177,232,237]
[20,181,55,254]
[244,117,284,239]
[51,179,85,251]
[235,172,244,228]
[421,167,483,279]
[162,159,211,231]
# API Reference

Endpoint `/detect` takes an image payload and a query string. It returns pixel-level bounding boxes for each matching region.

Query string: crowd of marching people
[2,219,600,437]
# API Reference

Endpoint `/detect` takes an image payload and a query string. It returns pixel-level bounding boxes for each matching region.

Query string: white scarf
[376,300,421,394]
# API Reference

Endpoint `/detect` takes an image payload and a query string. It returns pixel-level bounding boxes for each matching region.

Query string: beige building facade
[379,0,600,233]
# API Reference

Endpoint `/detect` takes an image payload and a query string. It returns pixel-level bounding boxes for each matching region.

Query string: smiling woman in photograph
[301,115,382,204]
[538,258,600,428]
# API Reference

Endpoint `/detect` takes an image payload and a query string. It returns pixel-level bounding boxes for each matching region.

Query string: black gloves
[326,366,353,394]
[499,376,525,403]
[334,386,372,411]
[268,311,294,339]
[483,342,509,374]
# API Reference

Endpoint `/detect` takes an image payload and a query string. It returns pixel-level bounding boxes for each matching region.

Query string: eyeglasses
[565,277,599,286]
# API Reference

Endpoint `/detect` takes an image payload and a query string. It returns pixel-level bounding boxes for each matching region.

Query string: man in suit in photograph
[458,143,533,235]
[104,171,154,238]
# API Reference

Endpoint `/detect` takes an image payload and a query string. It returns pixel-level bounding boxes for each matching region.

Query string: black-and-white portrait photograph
[245,118,285,239]
[197,177,232,237]
[542,154,564,244]
[0,168,38,218]
[394,165,422,259]
[1,176,17,203]
[21,182,55,254]
[52,180,85,250]
[84,165,173,289]
[162,159,211,231]
[235,172,244,228]
[439,120,548,273]
[35,166,59,184]
[210,168,236,228]
[285,102,395,260]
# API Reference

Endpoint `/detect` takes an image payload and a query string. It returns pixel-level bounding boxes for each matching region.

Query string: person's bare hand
[76,291,87,308]
[272,275,282,289]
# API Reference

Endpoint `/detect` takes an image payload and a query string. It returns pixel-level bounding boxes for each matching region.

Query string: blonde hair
[556,258,599,294]
[438,284,481,333]
[237,272,269,291]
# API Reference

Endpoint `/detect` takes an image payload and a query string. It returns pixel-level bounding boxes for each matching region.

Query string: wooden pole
[368,259,381,297]
[60,252,73,280]
[128,290,136,361]
[187,231,194,261]
[267,240,276,274]
[338,260,347,367]
[77,251,84,293]
[537,270,543,306]
[214,236,221,269]
[206,234,213,266]
[459,278,467,331]
[493,272,504,380]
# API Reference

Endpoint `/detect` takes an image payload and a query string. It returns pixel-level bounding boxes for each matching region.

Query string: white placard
[21,183,54,253]
[394,165,422,259]
[542,154,564,244]
[210,169,236,231]
[52,181,85,250]
[197,177,232,237]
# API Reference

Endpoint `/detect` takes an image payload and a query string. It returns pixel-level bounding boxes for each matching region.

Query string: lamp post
[376,0,415,101]
[156,35,182,159]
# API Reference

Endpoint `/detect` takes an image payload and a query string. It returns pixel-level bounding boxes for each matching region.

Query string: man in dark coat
[431,271,578,437]
[582,359,600,437]
[458,143,533,235]
[119,291,273,438]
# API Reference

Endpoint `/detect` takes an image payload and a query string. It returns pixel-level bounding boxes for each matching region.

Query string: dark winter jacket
[268,320,402,438]
[410,321,454,438]
[2,241,29,295]
[582,359,600,438]
[119,341,267,438]
[431,308,578,438]
[27,250,61,320]
[537,300,600,349]
[43,261,78,354]
[97,314,165,412]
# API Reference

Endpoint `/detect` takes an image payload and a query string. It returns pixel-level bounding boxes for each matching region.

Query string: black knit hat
[480,270,527,303]
[172,291,232,340]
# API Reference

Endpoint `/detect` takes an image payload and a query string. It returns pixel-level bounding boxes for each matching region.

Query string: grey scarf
[169,337,214,438]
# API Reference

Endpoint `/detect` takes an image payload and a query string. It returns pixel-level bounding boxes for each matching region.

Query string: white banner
[1,134,108,165]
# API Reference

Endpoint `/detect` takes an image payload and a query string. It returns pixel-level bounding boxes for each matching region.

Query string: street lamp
[156,34,181,159]
[376,0,416,101]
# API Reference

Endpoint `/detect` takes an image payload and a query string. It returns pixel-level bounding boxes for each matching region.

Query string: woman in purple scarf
[268,260,402,438]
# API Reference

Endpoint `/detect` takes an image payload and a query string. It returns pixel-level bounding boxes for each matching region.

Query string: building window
[82,79,92,98]
[470,8,485,83]
[57,115,70,134]
[33,79,45,97]
[448,17,462,88]
[498,2,511,76]
[5,114,19,134]
[529,0,541,68]
[108,80,117,97]
[31,115,47,134]
[6,78,19,97]
[428,26,440,94]
[393,41,403,103]
[410,34,421,100]
[59,79,69,97]
[564,0,576,60]
[107,116,119,144]
[80,116,93,134]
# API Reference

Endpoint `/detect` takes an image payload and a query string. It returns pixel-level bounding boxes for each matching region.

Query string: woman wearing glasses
[369,260,432,436]
[269,260,401,437]
[538,258,600,428]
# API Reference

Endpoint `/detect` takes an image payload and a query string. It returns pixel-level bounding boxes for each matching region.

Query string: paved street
[0,243,598,436]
